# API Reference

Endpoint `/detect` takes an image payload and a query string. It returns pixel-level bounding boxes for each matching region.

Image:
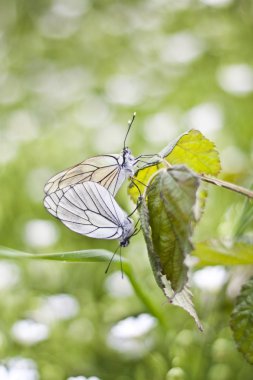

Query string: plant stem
[200,175,253,199]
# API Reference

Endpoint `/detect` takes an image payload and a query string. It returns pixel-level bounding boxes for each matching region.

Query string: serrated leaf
[146,166,200,292]
[192,241,253,267]
[160,129,221,176]
[139,195,202,330]
[161,274,203,331]
[230,276,253,365]
[128,129,220,203]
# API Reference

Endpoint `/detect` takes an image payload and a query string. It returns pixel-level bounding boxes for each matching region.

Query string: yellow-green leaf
[128,162,163,203]
[160,129,221,176]
[192,241,253,267]
[128,129,220,204]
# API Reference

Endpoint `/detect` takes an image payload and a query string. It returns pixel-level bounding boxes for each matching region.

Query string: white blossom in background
[6,110,40,143]
[220,146,247,173]
[0,139,18,165]
[92,123,124,153]
[36,1,86,40]
[107,314,157,357]
[11,319,49,346]
[26,168,53,202]
[31,294,79,324]
[0,357,39,380]
[67,377,101,380]
[106,74,145,105]
[217,64,253,96]
[104,271,133,298]
[0,74,24,105]
[161,32,205,65]
[144,112,178,144]
[159,0,192,11]
[52,0,89,18]
[193,266,228,292]
[184,102,223,138]
[74,98,111,129]
[200,0,233,7]
[110,314,157,339]
[0,261,20,291]
[32,67,91,107]
[24,219,59,248]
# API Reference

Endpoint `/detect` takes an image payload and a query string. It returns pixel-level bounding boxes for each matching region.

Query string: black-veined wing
[44,150,136,197]
[44,182,135,246]
[43,186,70,217]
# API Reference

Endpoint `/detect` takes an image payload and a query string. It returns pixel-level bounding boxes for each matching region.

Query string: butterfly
[44,181,135,247]
[44,113,141,197]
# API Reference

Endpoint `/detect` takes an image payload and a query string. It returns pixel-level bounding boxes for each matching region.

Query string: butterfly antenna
[105,245,120,274]
[123,112,136,150]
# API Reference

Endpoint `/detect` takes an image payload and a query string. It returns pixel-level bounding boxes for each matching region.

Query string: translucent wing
[44,154,126,197]
[43,187,69,217]
[44,182,129,240]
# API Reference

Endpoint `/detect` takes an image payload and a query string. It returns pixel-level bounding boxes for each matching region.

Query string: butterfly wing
[44,154,126,196]
[44,182,128,240]
[43,187,69,217]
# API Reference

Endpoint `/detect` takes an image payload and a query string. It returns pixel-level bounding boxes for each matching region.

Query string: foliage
[1,0,253,379]
[144,166,200,293]
[139,185,203,331]
[129,129,221,203]
[230,277,253,365]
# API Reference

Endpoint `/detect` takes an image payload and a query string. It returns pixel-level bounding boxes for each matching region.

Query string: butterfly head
[119,216,135,247]
[120,238,130,248]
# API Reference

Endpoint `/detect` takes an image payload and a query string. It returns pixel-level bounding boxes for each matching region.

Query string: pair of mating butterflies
[44,114,147,248]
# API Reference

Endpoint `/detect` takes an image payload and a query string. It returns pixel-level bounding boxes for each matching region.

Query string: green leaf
[128,162,163,203]
[128,129,220,203]
[139,194,164,290]
[160,129,221,176]
[0,246,122,263]
[233,197,253,239]
[146,165,200,292]
[161,275,203,331]
[139,193,202,330]
[230,276,253,365]
[192,241,253,267]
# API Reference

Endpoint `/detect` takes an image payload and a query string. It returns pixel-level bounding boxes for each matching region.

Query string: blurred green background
[1,0,253,379]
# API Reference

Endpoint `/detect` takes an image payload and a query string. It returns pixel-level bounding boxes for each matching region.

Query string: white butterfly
[44,113,139,197]
[44,181,135,247]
